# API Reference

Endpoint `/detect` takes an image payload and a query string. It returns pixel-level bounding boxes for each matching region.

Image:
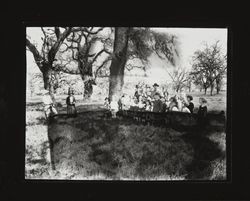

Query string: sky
[26,27,227,82]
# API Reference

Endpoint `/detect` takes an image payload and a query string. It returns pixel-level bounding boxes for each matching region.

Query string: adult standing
[66,88,77,117]
[197,97,208,131]
[151,83,162,98]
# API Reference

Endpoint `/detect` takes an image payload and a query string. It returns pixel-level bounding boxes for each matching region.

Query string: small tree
[166,67,190,93]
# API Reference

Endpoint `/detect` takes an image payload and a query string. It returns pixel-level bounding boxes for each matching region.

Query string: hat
[187,95,193,101]
[153,83,159,87]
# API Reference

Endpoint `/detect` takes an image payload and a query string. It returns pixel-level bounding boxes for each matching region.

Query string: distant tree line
[165,41,226,95]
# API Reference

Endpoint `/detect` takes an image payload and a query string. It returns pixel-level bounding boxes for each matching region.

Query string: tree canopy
[190,41,227,95]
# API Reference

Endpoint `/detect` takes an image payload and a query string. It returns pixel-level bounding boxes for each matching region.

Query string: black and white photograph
[25,27,227,180]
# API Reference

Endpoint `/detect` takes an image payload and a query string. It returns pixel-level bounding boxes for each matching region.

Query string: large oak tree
[26,27,72,101]
[108,27,180,101]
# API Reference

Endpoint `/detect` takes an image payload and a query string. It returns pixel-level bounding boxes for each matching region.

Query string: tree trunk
[216,87,220,94]
[216,80,220,94]
[83,80,94,100]
[210,84,214,96]
[42,65,56,103]
[108,27,130,101]
[204,87,207,95]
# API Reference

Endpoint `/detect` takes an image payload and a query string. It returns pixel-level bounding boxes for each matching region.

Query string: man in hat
[151,83,162,99]
[42,90,58,119]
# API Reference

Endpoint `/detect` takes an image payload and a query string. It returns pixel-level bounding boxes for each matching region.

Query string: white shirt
[172,106,179,111]
[42,94,53,105]
[110,101,118,111]
[69,96,74,104]
[182,107,191,113]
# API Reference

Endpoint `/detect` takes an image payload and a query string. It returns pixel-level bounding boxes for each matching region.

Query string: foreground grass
[26,97,226,180]
[208,132,226,180]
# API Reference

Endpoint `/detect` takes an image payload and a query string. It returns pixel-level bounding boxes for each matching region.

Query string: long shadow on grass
[180,131,223,180]
[48,111,225,180]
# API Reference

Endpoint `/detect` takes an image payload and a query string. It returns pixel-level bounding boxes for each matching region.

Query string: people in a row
[104,83,196,113]
[103,82,208,120]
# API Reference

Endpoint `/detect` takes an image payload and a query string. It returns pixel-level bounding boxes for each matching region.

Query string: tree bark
[210,84,214,96]
[108,27,130,101]
[204,87,207,95]
[216,87,220,94]
[216,80,221,94]
[42,65,56,103]
[83,80,94,99]
[81,66,94,100]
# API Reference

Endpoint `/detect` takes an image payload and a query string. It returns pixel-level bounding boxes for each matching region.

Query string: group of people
[104,82,208,121]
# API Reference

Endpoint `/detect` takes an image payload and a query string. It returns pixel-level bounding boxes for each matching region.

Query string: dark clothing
[197,105,207,118]
[66,95,76,106]
[197,105,207,131]
[66,95,77,116]
[134,91,139,100]
[187,102,194,113]
[162,103,167,112]
[152,100,163,112]
[118,99,122,110]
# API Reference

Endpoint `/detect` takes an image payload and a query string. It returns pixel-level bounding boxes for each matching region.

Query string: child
[66,89,77,117]
[134,85,140,101]
[180,100,191,113]
[197,97,208,130]
[186,95,194,113]
[132,96,139,107]
[138,95,145,109]
[169,97,179,112]
[152,93,163,112]
[118,96,123,111]
[145,99,152,111]
[110,96,119,118]
[42,90,58,119]
[121,94,130,110]
[104,97,111,109]
[160,97,167,112]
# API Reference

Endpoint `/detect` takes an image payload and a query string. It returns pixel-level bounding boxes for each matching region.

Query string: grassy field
[25,90,226,180]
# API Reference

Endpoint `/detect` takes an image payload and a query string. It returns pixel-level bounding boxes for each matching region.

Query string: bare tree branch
[94,56,112,79]
[54,27,60,39]
[26,38,43,70]
[72,27,105,35]
[48,27,72,64]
